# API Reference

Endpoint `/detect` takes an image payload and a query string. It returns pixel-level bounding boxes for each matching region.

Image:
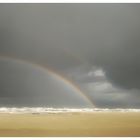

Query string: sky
[0,4,140,108]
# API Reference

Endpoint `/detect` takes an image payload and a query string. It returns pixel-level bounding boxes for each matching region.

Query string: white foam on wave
[0,107,140,114]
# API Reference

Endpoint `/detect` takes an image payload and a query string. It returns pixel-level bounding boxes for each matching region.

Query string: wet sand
[0,112,140,137]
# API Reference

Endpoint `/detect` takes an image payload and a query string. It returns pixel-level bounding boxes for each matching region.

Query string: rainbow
[0,55,95,107]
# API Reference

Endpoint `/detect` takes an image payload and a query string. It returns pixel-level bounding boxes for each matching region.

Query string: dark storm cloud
[1,4,140,107]
[87,30,140,90]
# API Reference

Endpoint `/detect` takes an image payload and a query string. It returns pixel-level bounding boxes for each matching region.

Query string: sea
[0,107,140,114]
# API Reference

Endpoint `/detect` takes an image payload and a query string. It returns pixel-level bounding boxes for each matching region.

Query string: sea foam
[0,107,140,114]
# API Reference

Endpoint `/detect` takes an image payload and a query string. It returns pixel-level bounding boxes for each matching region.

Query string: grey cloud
[1,4,140,108]
[0,59,91,107]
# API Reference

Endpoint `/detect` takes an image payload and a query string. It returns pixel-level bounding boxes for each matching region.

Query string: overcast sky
[0,4,140,108]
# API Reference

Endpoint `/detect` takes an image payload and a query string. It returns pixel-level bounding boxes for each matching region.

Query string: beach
[0,112,140,137]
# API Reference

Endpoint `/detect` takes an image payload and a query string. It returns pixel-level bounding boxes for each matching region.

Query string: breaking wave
[0,107,140,114]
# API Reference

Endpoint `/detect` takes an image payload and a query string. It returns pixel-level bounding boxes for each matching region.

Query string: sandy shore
[0,112,140,137]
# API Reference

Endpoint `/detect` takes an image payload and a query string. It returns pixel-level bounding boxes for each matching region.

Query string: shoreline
[0,112,140,136]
